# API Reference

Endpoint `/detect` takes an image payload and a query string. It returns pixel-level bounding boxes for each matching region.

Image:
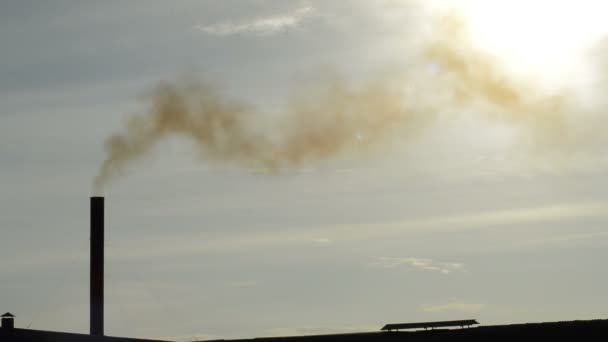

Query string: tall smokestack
[90,197,104,336]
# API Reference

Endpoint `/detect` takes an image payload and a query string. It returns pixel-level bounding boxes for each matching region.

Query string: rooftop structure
[381,319,479,331]
[1,313,15,330]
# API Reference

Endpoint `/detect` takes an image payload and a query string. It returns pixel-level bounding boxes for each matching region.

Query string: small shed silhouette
[1,312,15,329]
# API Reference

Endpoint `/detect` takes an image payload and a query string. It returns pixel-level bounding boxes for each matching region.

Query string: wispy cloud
[369,256,466,274]
[99,201,608,263]
[420,301,485,313]
[194,5,315,36]
[516,231,608,247]
[312,237,332,245]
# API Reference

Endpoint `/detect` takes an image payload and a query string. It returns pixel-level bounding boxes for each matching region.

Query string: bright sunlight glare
[455,0,608,83]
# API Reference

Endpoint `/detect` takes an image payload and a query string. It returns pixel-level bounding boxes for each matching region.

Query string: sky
[1,0,608,340]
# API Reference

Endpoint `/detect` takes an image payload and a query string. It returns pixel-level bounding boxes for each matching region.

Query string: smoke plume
[424,14,574,143]
[94,75,427,193]
[94,10,606,192]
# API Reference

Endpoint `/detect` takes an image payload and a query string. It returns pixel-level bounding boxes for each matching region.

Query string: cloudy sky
[1,0,608,340]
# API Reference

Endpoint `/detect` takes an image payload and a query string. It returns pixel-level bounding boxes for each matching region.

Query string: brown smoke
[94,75,426,193]
[423,14,573,145]
[94,11,603,192]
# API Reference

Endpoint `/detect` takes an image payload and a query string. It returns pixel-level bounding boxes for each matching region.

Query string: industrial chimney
[90,197,104,336]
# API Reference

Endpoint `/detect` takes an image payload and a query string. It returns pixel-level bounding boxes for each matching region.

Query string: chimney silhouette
[90,197,104,336]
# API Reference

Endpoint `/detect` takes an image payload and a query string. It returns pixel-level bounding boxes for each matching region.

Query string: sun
[448,0,608,84]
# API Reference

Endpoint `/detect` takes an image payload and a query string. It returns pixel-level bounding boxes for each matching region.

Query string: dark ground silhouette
[2,318,608,342]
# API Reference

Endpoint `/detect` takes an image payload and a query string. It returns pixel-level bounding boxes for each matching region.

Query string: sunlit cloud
[369,256,465,274]
[312,237,331,245]
[194,5,315,36]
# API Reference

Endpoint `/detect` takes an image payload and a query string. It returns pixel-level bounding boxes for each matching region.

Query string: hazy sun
[455,0,608,81]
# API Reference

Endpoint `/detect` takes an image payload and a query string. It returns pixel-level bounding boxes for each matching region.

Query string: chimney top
[1,313,14,318]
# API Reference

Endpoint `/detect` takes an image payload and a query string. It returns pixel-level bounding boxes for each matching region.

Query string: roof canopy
[381,319,479,331]
[1,313,15,318]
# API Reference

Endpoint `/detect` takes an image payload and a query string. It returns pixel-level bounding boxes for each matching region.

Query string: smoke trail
[423,13,573,146]
[94,75,426,193]
[94,9,606,192]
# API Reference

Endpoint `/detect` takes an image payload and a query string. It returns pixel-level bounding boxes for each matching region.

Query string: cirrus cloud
[369,256,466,274]
[194,5,315,36]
